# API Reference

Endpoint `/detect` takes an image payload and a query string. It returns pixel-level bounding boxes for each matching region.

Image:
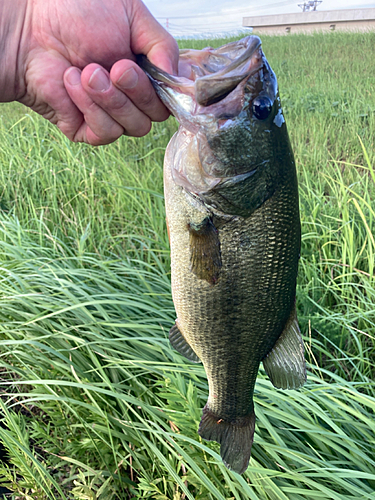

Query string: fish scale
[139,35,306,474]
[165,147,300,421]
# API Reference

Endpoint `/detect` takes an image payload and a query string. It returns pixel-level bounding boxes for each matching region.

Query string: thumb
[130,0,179,75]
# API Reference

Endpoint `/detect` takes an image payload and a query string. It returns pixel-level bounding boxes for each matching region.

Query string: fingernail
[88,68,110,91]
[65,67,81,86]
[117,68,138,89]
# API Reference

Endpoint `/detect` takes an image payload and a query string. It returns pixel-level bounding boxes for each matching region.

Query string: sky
[143,0,375,37]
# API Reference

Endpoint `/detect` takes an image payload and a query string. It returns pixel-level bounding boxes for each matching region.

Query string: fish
[138,35,306,475]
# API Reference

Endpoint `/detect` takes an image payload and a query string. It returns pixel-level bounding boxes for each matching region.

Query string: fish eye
[252,96,273,120]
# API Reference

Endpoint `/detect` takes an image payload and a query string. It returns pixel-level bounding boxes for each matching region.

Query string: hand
[1,0,178,145]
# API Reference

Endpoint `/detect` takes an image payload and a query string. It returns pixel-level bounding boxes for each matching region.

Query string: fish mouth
[138,36,264,110]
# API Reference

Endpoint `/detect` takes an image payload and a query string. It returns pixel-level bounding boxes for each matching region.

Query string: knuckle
[137,89,157,110]
[88,128,121,146]
[107,93,132,113]
[88,86,132,114]
[130,119,152,138]
[90,137,114,146]
[100,91,131,112]
[57,121,78,142]
[106,123,124,141]
[93,122,123,143]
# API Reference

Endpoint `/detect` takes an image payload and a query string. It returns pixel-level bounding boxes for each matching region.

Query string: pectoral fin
[169,322,201,363]
[188,217,221,285]
[263,306,306,390]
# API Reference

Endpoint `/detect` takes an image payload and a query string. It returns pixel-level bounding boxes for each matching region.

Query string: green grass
[0,31,374,498]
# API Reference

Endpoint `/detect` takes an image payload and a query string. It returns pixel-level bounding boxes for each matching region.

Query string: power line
[155,0,297,20]
[167,22,251,37]
[167,20,241,29]
[167,21,247,35]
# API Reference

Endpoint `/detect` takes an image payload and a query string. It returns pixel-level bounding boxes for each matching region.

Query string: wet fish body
[139,36,306,474]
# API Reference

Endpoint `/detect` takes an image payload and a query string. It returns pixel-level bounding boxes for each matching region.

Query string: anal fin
[188,217,221,285]
[263,305,306,390]
[169,322,201,363]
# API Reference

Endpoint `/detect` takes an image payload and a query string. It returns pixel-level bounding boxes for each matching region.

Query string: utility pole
[298,1,322,11]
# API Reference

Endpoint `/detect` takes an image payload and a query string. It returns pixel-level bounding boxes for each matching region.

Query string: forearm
[0,0,28,102]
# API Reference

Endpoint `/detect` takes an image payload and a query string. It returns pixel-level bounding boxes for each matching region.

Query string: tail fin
[198,405,255,474]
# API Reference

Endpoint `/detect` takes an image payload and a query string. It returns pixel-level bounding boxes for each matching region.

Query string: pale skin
[0,0,179,145]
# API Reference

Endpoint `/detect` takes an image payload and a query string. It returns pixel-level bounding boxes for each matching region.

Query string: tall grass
[0,31,374,498]
[0,218,374,499]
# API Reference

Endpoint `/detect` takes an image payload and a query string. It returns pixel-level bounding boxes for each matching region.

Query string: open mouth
[138,36,265,107]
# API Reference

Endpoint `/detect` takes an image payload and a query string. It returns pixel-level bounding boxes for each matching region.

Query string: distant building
[243,8,375,35]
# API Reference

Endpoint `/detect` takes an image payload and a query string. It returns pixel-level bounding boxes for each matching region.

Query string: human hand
[0,0,178,145]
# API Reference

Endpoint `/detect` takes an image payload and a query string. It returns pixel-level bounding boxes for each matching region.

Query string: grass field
[0,31,374,499]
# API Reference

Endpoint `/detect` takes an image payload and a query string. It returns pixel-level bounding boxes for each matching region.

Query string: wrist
[0,1,28,102]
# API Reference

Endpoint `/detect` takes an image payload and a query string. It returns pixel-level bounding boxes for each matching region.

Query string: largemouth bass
[139,36,306,475]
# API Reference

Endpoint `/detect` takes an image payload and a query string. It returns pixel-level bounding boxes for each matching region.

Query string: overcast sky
[143,0,375,37]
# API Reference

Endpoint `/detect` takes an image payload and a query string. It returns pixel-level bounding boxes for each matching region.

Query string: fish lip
[137,36,263,108]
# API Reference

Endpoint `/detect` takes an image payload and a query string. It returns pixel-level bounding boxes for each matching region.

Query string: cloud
[143,0,375,36]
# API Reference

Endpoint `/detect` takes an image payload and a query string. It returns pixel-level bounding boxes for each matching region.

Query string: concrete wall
[243,8,375,35]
